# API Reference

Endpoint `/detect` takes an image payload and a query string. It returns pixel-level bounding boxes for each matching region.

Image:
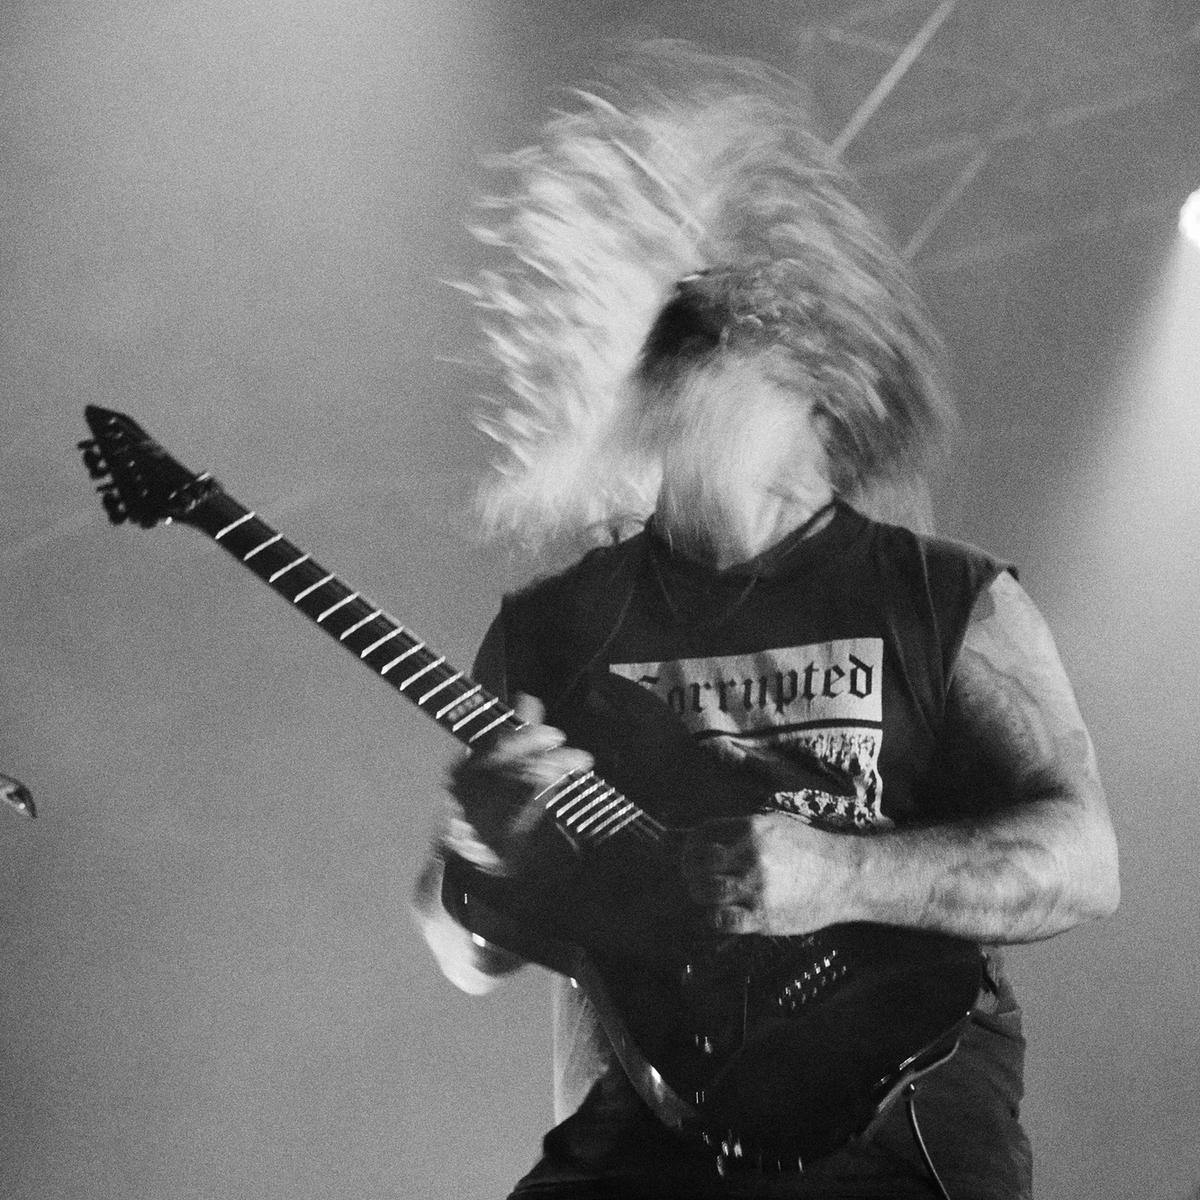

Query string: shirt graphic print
[610,637,891,829]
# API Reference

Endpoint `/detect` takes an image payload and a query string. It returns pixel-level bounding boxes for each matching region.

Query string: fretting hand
[445,693,594,876]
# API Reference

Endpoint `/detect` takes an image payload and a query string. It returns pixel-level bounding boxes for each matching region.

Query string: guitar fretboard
[185,481,663,848]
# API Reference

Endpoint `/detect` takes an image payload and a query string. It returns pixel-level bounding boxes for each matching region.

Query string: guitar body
[440,670,983,1169]
[444,848,981,1163]
[79,404,984,1174]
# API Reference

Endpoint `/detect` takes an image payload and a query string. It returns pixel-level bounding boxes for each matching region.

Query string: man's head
[635,262,949,504]
[466,40,953,551]
[625,330,832,564]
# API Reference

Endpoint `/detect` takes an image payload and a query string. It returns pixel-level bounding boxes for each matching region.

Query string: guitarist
[413,44,1118,1200]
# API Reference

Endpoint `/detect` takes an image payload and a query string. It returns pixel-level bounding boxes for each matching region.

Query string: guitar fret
[339,610,382,641]
[317,592,359,623]
[292,572,336,603]
[214,511,256,540]
[594,807,640,841]
[78,401,665,868]
[576,795,629,835]
[436,683,481,721]
[630,812,667,843]
[552,776,606,818]
[563,791,614,830]
[553,773,601,806]
[242,532,283,562]
[638,816,667,844]
[379,642,425,676]
[397,656,444,691]
[451,696,498,732]
[578,791,624,828]
[269,553,310,583]
[184,494,654,847]
[466,710,513,743]
[360,627,403,658]
[418,671,463,706]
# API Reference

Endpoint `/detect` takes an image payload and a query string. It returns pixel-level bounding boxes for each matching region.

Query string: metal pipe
[831,0,960,159]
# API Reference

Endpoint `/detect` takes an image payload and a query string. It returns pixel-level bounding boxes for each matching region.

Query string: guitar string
[211,496,666,846]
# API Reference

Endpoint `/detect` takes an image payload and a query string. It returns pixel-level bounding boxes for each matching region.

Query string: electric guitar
[79,404,983,1175]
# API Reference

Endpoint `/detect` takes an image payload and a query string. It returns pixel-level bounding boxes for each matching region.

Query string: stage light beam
[1181,189,1200,250]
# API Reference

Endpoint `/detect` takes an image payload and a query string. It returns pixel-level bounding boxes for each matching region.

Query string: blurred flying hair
[460,40,954,551]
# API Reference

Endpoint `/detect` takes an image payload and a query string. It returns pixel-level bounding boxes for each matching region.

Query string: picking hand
[446,693,594,875]
[680,812,851,936]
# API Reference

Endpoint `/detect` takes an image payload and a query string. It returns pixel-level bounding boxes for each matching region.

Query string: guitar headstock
[79,406,215,528]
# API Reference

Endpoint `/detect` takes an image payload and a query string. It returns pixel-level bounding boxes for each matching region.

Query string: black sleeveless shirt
[477,501,1031,1198]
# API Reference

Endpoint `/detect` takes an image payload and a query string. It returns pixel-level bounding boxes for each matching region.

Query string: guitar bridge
[706,1128,804,1177]
[775,948,848,1013]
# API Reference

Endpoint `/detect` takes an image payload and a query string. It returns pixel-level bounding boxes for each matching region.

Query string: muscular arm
[687,572,1120,943]
[844,572,1119,940]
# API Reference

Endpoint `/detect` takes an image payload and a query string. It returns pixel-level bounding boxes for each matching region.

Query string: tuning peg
[100,491,127,525]
[80,446,109,479]
[0,773,36,819]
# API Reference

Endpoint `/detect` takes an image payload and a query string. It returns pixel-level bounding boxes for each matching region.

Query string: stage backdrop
[2,3,1197,1199]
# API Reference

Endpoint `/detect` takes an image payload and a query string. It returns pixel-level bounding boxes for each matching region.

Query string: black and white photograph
[2,3,1198,1198]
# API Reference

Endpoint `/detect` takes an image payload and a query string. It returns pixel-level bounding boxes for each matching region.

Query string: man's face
[631,351,832,558]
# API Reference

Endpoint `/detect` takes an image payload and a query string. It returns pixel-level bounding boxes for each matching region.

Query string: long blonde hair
[460,40,953,551]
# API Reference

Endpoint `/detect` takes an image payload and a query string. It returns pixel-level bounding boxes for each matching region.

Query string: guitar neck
[187,482,516,748]
[183,481,661,848]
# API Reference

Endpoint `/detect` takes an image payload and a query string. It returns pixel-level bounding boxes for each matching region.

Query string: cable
[906,1084,953,1200]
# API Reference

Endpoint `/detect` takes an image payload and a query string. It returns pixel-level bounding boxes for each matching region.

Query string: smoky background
[2,3,1198,1198]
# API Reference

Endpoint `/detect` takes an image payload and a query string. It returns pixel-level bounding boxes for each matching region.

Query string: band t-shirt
[471,500,1032,1199]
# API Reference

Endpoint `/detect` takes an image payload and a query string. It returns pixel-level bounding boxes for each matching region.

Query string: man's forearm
[836,571,1120,945]
[838,795,1119,943]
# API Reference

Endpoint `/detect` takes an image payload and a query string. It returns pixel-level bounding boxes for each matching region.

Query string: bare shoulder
[959,571,1065,676]
[950,571,1097,796]
[947,568,1119,922]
